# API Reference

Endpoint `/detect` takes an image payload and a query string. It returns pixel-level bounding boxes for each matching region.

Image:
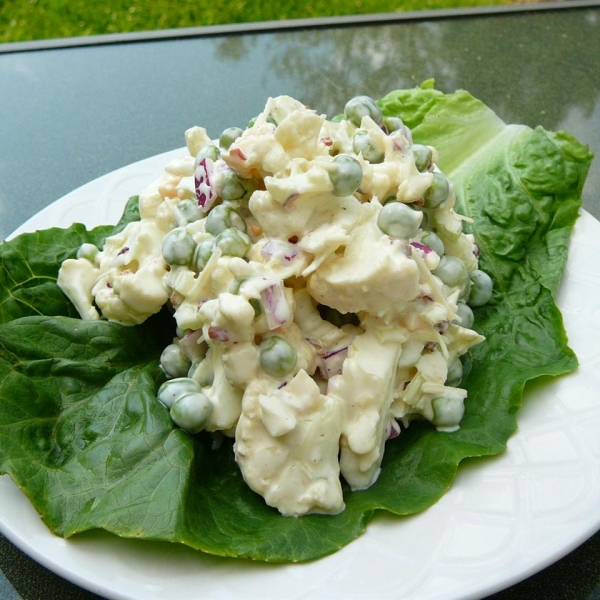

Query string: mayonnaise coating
[235,369,344,516]
[58,94,491,516]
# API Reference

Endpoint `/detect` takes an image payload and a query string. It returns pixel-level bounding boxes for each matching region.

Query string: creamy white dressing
[57,95,487,517]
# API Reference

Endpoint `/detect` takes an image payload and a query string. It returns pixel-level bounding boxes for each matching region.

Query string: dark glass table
[1,2,599,598]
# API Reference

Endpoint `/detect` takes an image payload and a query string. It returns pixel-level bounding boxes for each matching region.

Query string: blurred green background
[1,0,546,44]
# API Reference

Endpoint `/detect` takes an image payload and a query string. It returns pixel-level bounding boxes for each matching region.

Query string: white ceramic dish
[1,150,599,600]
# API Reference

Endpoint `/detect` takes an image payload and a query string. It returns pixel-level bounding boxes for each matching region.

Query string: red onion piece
[321,346,348,360]
[387,419,401,440]
[392,137,407,152]
[260,239,299,263]
[208,325,230,342]
[318,345,348,379]
[260,283,291,330]
[411,241,433,254]
[195,157,217,212]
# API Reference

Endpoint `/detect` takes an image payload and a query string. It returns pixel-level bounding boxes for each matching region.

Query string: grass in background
[0,0,517,43]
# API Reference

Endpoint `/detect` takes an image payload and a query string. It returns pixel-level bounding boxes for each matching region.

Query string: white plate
[2,150,600,600]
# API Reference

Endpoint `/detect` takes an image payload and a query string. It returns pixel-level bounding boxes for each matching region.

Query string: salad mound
[57,93,490,517]
[0,82,592,561]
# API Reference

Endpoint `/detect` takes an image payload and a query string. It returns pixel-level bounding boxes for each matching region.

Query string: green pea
[377,202,422,239]
[432,393,465,429]
[468,269,493,307]
[193,144,220,170]
[329,154,363,197]
[352,129,384,164]
[160,343,192,378]
[423,172,450,208]
[344,95,384,127]
[157,377,202,409]
[383,116,405,133]
[433,255,468,288]
[170,391,213,434]
[162,228,197,266]
[177,199,202,224]
[218,170,247,202]
[259,336,297,378]
[250,114,277,127]
[421,231,444,256]
[193,239,215,271]
[454,301,475,329]
[411,144,433,172]
[214,228,252,257]
[219,126,243,150]
[445,359,463,387]
[205,204,247,236]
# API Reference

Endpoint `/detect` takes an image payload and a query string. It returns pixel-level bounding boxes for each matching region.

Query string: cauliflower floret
[329,317,405,490]
[273,109,325,160]
[307,203,420,316]
[265,160,333,204]
[198,292,256,345]
[298,222,350,276]
[91,220,169,325]
[59,219,169,326]
[138,178,165,220]
[235,369,345,516]
[248,188,361,243]
[224,97,327,180]
[165,154,195,178]
[264,95,310,125]
[185,125,213,157]
[57,258,101,320]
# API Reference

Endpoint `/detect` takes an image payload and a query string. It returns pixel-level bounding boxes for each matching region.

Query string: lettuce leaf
[0,196,140,323]
[0,84,593,562]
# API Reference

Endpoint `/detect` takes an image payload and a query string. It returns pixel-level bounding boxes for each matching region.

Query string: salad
[0,82,592,561]
[57,94,490,517]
